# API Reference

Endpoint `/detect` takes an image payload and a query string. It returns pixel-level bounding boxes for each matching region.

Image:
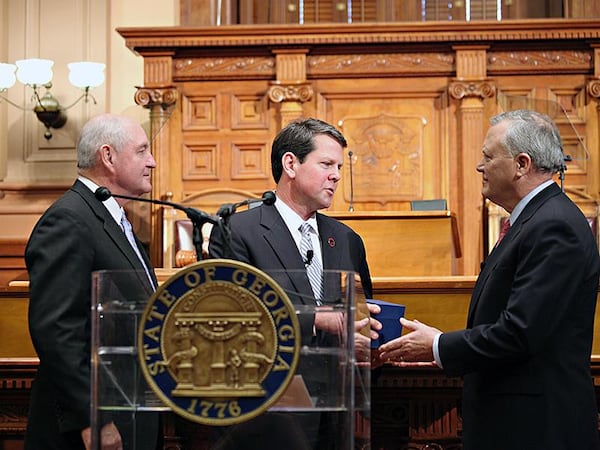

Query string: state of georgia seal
[138,259,301,426]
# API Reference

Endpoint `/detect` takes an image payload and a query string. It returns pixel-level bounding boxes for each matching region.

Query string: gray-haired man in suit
[25,114,160,450]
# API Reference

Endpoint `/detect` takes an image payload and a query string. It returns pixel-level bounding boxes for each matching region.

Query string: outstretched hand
[377,317,441,367]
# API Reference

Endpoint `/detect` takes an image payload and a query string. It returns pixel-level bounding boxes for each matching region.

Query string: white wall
[0,0,8,180]
[109,0,179,115]
[0,0,179,183]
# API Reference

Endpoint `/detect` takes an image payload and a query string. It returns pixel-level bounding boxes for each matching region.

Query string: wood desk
[328,211,462,277]
[2,276,599,449]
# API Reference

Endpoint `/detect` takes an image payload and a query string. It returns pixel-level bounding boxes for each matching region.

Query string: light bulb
[0,63,17,90]
[68,62,106,88]
[15,58,54,85]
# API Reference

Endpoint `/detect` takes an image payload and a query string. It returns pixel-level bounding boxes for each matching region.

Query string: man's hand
[81,422,122,450]
[354,302,383,366]
[377,317,441,367]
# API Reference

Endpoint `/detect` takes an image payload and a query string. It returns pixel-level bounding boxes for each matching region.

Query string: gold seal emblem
[138,259,301,425]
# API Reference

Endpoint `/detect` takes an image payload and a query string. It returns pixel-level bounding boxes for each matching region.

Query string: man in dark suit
[209,117,380,449]
[378,109,600,450]
[25,114,160,450]
[210,117,377,335]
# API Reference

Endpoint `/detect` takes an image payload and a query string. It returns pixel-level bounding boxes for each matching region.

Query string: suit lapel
[260,205,313,303]
[317,214,343,271]
[72,181,156,291]
[468,183,561,323]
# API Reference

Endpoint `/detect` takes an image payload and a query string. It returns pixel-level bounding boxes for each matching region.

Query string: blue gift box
[367,299,405,348]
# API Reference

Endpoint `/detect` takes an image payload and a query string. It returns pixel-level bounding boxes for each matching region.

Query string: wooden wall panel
[116,20,600,274]
[493,75,592,190]
[171,81,278,201]
[313,77,449,212]
[2,280,600,449]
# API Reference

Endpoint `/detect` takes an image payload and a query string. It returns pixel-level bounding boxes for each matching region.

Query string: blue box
[367,299,405,348]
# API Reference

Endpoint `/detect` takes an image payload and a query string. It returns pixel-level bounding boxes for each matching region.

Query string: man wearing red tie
[378,110,600,450]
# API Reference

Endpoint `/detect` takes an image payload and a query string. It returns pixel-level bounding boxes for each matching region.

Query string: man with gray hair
[378,110,600,449]
[25,114,160,450]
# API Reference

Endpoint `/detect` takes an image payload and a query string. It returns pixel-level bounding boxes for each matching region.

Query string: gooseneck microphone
[95,187,221,263]
[95,187,221,226]
[217,191,277,220]
[214,191,277,260]
[348,150,355,212]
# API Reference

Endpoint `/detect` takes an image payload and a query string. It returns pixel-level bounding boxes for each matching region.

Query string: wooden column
[135,53,178,265]
[449,46,495,275]
[587,44,600,199]
[267,49,314,130]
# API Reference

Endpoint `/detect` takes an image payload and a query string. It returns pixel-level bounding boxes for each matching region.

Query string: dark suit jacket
[440,183,600,450]
[208,202,372,449]
[24,180,158,450]
[208,203,373,319]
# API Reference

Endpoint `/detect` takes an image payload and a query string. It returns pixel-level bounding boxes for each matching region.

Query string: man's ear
[282,152,297,179]
[98,144,114,169]
[515,152,532,173]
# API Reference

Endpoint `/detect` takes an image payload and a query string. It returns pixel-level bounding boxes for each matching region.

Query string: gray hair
[490,109,565,173]
[77,114,140,170]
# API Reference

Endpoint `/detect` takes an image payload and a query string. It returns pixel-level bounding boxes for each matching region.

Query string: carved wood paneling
[99,21,600,272]
[230,142,271,180]
[143,56,175,87]
[182,143,220,180]
[274,49,308,83]
[0,358,37,442]
[307,52,455,78]
[339,113,427,203]
[181,94,219,130]
[488,49,593,74]
[454,46,488,79]
[316,81,447,212]
[119,21,600,50]
[174,57,276,80]
[231,94,270,129]
[2,280,600,448]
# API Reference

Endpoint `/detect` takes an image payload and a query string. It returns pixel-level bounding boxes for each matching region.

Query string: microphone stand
[215,192,276,259]
[216,200,250,260]
[559,154,572,193]
[95,187,220,263]
[348,150,355,212]
[181,208,220,262]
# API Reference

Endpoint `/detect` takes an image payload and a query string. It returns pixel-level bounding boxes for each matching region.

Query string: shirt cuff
[432,332,443,368]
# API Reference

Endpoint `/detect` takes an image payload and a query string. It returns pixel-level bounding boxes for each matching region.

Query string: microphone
[217,190,277,219]
[94,187,221,226]
[304,249,314,266]
[348,150,354,212]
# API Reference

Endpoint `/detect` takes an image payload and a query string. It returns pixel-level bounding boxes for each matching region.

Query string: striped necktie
[299,222,323,303]
[121,211,155,289]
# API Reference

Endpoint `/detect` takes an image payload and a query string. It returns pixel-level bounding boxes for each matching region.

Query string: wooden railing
[2,277,599,449]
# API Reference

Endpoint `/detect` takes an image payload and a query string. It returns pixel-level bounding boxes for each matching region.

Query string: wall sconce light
[0,58,105,140]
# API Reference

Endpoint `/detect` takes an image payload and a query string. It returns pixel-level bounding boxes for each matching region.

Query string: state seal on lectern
[138,259,301,425]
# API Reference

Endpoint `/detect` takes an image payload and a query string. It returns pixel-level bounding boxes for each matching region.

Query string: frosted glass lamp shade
[15,59,54,85]
[68,62,105,88]
[0,63,17,89]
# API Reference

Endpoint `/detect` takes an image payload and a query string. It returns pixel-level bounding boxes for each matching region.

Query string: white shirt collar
[78,176,122,226]
[274,195,319,247]
[509,179,555,225]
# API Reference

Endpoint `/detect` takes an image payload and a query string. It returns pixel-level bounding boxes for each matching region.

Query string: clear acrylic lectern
[91,265,371,450]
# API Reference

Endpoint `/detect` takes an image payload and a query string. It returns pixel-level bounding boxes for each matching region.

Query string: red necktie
[496,219,511,246]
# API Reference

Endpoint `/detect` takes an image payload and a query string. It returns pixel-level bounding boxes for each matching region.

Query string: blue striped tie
[299,222,322,302]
